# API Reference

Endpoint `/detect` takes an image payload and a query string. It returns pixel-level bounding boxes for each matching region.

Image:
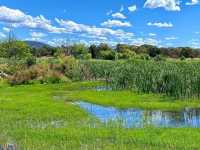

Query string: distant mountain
[25,41,53,49]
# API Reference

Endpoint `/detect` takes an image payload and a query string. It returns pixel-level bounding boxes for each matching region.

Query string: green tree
[118,49,136,59]
[116,44,131,53]
[89,44,99,59]
[71,43,89,59]
[180,47,193,58]
[0,40,32,59]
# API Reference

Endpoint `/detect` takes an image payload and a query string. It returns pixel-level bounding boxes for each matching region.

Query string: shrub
[154,55,166,61]
[40,71,71,84]
[25,56,37,67]
[7,65,46,85]
[118,49,136,59]
[58,56,82,81]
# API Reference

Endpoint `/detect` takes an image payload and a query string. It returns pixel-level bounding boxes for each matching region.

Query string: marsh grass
[110,60,200,99]
[82,60,200,100]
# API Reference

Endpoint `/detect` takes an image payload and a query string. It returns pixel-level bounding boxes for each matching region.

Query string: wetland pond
[75,101,200,128]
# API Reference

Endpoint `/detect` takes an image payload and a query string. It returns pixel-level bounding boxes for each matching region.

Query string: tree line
[0,40,200,61]
[33,43,200,60]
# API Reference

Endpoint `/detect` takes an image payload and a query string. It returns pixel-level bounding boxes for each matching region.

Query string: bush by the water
[7,64,71,85]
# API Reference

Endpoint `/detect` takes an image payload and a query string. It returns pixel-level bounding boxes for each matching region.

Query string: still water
[75,101,200,128]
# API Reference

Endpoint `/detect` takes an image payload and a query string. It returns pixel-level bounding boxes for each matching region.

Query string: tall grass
[110,60,200,99]
[81,60,117,81]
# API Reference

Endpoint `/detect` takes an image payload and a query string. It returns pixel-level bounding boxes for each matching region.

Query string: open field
[1,82,200,149]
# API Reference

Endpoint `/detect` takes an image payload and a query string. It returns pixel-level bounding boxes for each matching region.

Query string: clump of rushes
[110,60,200,99]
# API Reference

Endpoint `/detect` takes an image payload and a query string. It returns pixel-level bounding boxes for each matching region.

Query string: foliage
[7,64,71,85]
[25,56,37,67]
[58,56,82,81]
[118,49,136,59]
[56,43,91,59]
[41,70,71,84]
[7,65,46,85]
[99,50,116,60]
[0,40,32,59]
[89,44,99,59]
[31,46,58,57]
[71,43,89,59]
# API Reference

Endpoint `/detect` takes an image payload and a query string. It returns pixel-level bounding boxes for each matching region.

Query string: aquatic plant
[111,60,200,99]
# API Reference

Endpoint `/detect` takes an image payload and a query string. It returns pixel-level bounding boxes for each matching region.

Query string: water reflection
[75,101,200,128]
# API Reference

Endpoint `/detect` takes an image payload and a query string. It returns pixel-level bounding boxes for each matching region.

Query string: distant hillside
[25,41,53,49]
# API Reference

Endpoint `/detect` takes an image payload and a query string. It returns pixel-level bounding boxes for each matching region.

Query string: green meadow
[1,40,200,149]
[1,82,200,150]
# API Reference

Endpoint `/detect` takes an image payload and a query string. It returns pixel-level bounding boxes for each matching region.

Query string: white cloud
[165,36,177,40]
[111,12,126,19]
[147,22,173,28]
[2,27,10,32]
[131,37,160,46]
[30,32,46,38]
[128,5,137,12]
[27,32,47,41]
[120,5,124,12]
[101,20,132,28]
[189,39,200,48]
[0,6,66,33]
[149,33,156,36]
[0,6,27,23]
[186,0,199,5]
[0,32,6,38]
[144,0,181,11]
[55,18,134,40]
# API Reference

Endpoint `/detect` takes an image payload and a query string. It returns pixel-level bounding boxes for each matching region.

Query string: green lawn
[0,82,200,149]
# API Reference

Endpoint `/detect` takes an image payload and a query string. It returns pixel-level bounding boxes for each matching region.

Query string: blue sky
[0,0,200,47]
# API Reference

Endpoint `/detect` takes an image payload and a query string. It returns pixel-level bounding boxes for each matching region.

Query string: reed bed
[110,60,200,99]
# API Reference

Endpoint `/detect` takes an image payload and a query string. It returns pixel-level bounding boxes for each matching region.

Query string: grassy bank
[64,89,200,110]
[1,82,200,149]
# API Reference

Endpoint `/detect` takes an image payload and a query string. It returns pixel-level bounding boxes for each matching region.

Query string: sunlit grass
[64,89,200,110]
[1,82,200,149]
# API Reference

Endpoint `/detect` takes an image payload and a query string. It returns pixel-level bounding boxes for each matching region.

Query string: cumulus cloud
[111,12,126,19]
[147,22,173,28]
[55,18,134,40]
[0,6,66,33]
[186,0,199,5]
[0,6,27,23]
[144,0,181,11]
[101,20,132,28]
[128,5,137,12]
